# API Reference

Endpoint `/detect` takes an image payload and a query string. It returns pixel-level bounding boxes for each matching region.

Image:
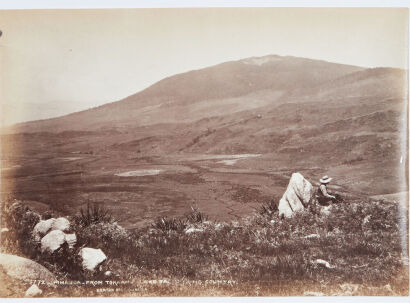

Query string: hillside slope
[6,55,364,133]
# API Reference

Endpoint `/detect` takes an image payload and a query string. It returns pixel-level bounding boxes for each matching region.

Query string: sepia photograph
[0,4,409,298]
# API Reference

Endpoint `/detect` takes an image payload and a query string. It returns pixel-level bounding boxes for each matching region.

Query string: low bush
[184,207,209,224]
[73,203,113,227]
[259,198,279,218]
[152,216,187,232]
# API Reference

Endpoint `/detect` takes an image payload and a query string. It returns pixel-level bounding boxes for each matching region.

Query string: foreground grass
[1,197,408,296]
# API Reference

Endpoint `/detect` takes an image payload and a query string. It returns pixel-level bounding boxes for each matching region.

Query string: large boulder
[40,230,66,253]
[0,253,56,285]
[78,248,107,271]
[278,172,314,218]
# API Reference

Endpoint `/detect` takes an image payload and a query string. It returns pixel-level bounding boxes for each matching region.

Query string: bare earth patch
[115,169,162,177]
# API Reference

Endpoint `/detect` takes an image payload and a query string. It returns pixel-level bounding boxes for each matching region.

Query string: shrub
[74,203,113,227]
[75,222,136,255]
[259,198,278,218]
[152,216,187,232]
[185,207,208,224]
[1,200,41,256]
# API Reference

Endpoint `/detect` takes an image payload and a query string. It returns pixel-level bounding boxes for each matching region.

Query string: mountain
[1,55,407,215]
[6,55,365,133]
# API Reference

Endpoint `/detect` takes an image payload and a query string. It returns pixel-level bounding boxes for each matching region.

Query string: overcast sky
[0,8,408,126]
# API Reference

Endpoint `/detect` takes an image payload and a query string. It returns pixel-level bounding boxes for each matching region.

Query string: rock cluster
[32,217,77,253]
[32,217,106,270]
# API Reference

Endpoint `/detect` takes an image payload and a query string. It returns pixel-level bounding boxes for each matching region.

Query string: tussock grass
[259,197,279,218]
[74,202,113,227]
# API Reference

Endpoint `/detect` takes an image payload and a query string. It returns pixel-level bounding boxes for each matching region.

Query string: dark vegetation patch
[231,186,271,204]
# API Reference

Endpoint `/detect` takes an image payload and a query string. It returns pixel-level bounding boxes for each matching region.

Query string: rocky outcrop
[33,217,71,242]
[33,217,76,253]
[278,172,314,218]
[0,253,56,285]
[78,248,107,271]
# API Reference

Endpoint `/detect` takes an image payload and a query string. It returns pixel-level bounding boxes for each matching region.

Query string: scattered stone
[278,172,314,218]
[185,227,204,234]
[0,253,56,284]
[52,217,70,232]
[304,234,320,239]
[25,284,42,297]
[214,223,223,231]
[384,284,394,294]
[105,271,112,277]
[340,283,359,295]
[1,227,9,233]
[362,215,371,225]
[33,218,56,241]
[41,230,66,253]
[65,233,77,249]
[314,259,334,269]
[79,248,107,271]
[270,220,275,224]
[320,205,332,216]
[303,291,324,296]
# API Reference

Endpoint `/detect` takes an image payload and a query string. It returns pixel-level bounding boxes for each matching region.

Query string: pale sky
[0,8,408,126]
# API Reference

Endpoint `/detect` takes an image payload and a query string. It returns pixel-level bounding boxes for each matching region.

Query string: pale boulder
[32,218,56,242]
[52,217,70,232]
[65,233,77,249]
[278,172,314,218]
[185,227,204,234]
[79,248,107,271]
[0,253,56,284]
[314,259,334,269]
[40,230,66,253]
[25,284,42,297]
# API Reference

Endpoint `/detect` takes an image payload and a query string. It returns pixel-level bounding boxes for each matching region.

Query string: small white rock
[25,284,42,297]
[65,233,77,249]
[105,271,112,277]
[79,248,107,271]
[1,227,9,233]
[314,259,334,269]
[270,220,275,224]
[304,234,320,239]
[384,284,393,293]
[303,291,324,296]
[362,215,372,225]
[185,227,204,234]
